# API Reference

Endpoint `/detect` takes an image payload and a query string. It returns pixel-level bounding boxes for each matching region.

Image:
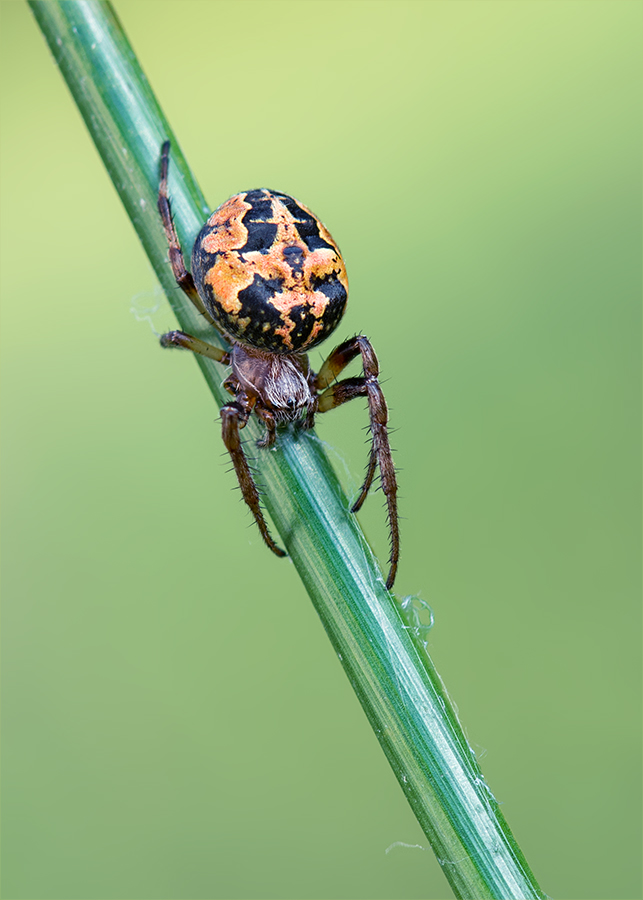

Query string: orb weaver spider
[157,141,399,588]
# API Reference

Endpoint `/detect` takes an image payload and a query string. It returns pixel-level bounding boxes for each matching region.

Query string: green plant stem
[29,3,547,898]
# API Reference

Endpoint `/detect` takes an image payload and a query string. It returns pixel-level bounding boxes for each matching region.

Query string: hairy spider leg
[315,336,399,589]
[157,140,218,328]
[254,405,278,448]
[221,398,287,558]
[160,330,230,363]
[314,336,381,505]
[158,333,285,558]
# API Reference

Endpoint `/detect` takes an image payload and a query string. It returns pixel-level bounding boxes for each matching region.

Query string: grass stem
[29,3,547,897]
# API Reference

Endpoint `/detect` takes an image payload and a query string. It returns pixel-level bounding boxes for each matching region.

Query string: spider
[157,141,399,588]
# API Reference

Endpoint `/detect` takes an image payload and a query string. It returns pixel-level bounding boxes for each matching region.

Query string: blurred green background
[1,1,640,898]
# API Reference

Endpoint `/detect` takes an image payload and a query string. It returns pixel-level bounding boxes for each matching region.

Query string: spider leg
[159,330,283,556]
[313,337,363,391]
[316,336,399,589]
[315,340,378,499]
[317,377,378,504]
[157,141,219,328]
[254,405,278,448]
[221,398,287,559]
[160,329,230,364]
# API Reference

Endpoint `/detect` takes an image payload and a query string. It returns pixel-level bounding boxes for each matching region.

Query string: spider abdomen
[191,189,348,354]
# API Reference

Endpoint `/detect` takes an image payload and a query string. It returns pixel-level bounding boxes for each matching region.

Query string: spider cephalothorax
[157,141,399,588]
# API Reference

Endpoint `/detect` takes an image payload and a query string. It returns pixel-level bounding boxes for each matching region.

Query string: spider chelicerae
[157,141,399,588]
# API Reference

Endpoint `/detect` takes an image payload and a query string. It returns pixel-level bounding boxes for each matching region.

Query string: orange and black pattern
[191,189,348,353]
